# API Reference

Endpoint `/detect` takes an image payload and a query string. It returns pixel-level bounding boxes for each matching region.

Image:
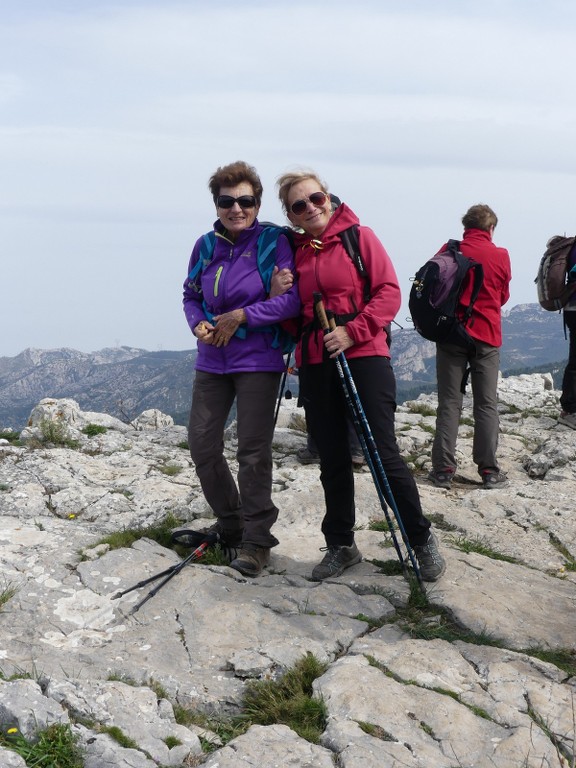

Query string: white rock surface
[0,377,575,767]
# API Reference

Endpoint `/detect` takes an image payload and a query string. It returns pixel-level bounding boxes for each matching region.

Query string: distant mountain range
[0,303,569,430]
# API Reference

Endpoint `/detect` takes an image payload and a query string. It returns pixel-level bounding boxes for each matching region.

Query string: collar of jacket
[212,218,261,248]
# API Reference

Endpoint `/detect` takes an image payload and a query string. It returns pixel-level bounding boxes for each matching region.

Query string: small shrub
[82,423,108,437]
[38,419,80,449]
[0,429,20,443]
[157,464,182,476]
[407,402,436,417]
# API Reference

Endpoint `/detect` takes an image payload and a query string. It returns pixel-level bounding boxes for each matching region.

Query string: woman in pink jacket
[276,169,445,582]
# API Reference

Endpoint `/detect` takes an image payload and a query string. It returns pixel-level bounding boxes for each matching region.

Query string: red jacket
[442,229,511,348]
[292,203,400,366]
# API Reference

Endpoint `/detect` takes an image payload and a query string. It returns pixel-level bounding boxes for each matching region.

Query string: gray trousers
[188,370,281,548]
[431,341,501,475]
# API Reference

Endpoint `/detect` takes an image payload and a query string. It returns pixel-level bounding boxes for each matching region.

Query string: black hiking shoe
[311,543,362,581]
[413,533,446,582]
[481,470,508,489]
[229,545,271,577]
[171,522,243,562]
[427,469,454,489]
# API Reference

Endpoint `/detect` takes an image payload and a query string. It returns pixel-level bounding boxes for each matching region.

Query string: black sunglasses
[217,195,257,210]
[290,191,328,215]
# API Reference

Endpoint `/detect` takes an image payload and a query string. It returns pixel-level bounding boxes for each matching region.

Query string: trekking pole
[274,349,292,427]
[313,293,424,590]
[111,534,217,615]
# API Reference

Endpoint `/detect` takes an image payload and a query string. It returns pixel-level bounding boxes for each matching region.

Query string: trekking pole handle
[313,292,337,332]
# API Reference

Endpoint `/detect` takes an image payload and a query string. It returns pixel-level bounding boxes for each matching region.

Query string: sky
[2,0,576,357]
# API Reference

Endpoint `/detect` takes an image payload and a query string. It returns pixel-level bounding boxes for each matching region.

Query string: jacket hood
[291,202,360,249]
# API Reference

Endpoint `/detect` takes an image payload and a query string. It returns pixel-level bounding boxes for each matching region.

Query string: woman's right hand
[269,266,294,298]
[194,320,216,345]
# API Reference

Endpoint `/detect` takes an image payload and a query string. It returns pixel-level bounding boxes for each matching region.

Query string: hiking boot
[297,447,320,465]
[351,452,366,467]
[171,521,243,550]
[427,469,454,489]
[559,411,576,430]
[310,543,362,581]
[481,470,508,489]
[230,545,271,577]
[413,533,446,582]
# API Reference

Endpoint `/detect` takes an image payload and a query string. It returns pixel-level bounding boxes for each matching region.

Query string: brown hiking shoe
[230,545,271,577]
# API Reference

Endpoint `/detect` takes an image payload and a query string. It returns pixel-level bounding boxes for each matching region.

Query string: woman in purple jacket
[183,161,299,577]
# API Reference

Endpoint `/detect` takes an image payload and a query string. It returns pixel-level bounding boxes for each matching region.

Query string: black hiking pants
[299,356,431,548]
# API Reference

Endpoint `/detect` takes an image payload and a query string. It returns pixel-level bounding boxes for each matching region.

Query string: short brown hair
[208,161,263,205]
[462,204,498,232]
[276,169,328,212]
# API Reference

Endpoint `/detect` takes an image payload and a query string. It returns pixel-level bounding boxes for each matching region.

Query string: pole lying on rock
[111,533,218,615]
[313,292,424,591]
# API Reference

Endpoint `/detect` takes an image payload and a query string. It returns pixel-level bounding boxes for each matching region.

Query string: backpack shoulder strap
[450,240,484,321]
[188,231,216,282]
[256,226,284,293]
[339,224,371,303]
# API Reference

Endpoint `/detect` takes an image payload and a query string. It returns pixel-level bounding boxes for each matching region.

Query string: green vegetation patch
[0,579,18,610]
[0,723,84,768]
[447,534,522,564]
[82,423,108,436]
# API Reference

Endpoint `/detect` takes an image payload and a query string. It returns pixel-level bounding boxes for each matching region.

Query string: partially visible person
[276,169,445,582]
[183,161,300,577]
[428,204,512,490]
[559,241,576,429]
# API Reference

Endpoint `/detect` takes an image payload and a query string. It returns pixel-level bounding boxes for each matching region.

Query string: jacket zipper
[213,266,223,297]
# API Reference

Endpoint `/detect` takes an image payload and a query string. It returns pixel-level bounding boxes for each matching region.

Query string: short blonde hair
[276,169,328,212]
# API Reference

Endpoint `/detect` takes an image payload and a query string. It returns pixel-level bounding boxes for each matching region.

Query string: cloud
[1,1,576,355]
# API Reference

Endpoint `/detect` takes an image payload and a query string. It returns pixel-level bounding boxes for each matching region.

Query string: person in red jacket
[275,169,445,582]
[428,204,512,490]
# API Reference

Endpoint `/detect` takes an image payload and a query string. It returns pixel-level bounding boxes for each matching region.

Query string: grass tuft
[0,723,84,767]
[241,653,328,743]
[447,534,521,564]
[548,532,576,572]
[96,512,182,551]
[172,653,328,750]
[0,579,18,610]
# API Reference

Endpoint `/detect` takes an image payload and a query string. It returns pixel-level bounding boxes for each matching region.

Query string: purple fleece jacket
[183,219,300,374]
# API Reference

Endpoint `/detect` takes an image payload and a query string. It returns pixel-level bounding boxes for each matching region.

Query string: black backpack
[408,239,484,350]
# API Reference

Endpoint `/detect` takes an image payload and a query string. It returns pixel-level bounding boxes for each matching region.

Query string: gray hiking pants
[431,341,501,475]
[188,370,281,548]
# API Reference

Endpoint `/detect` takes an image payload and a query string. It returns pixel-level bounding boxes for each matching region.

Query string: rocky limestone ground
[0,373,575,768]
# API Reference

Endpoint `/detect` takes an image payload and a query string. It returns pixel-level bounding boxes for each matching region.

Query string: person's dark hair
[462,204,498,232]
[208,161,263,205]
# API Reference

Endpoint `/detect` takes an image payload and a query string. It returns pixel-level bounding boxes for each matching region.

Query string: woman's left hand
[212,309,246,347]
[324,327,354,358]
